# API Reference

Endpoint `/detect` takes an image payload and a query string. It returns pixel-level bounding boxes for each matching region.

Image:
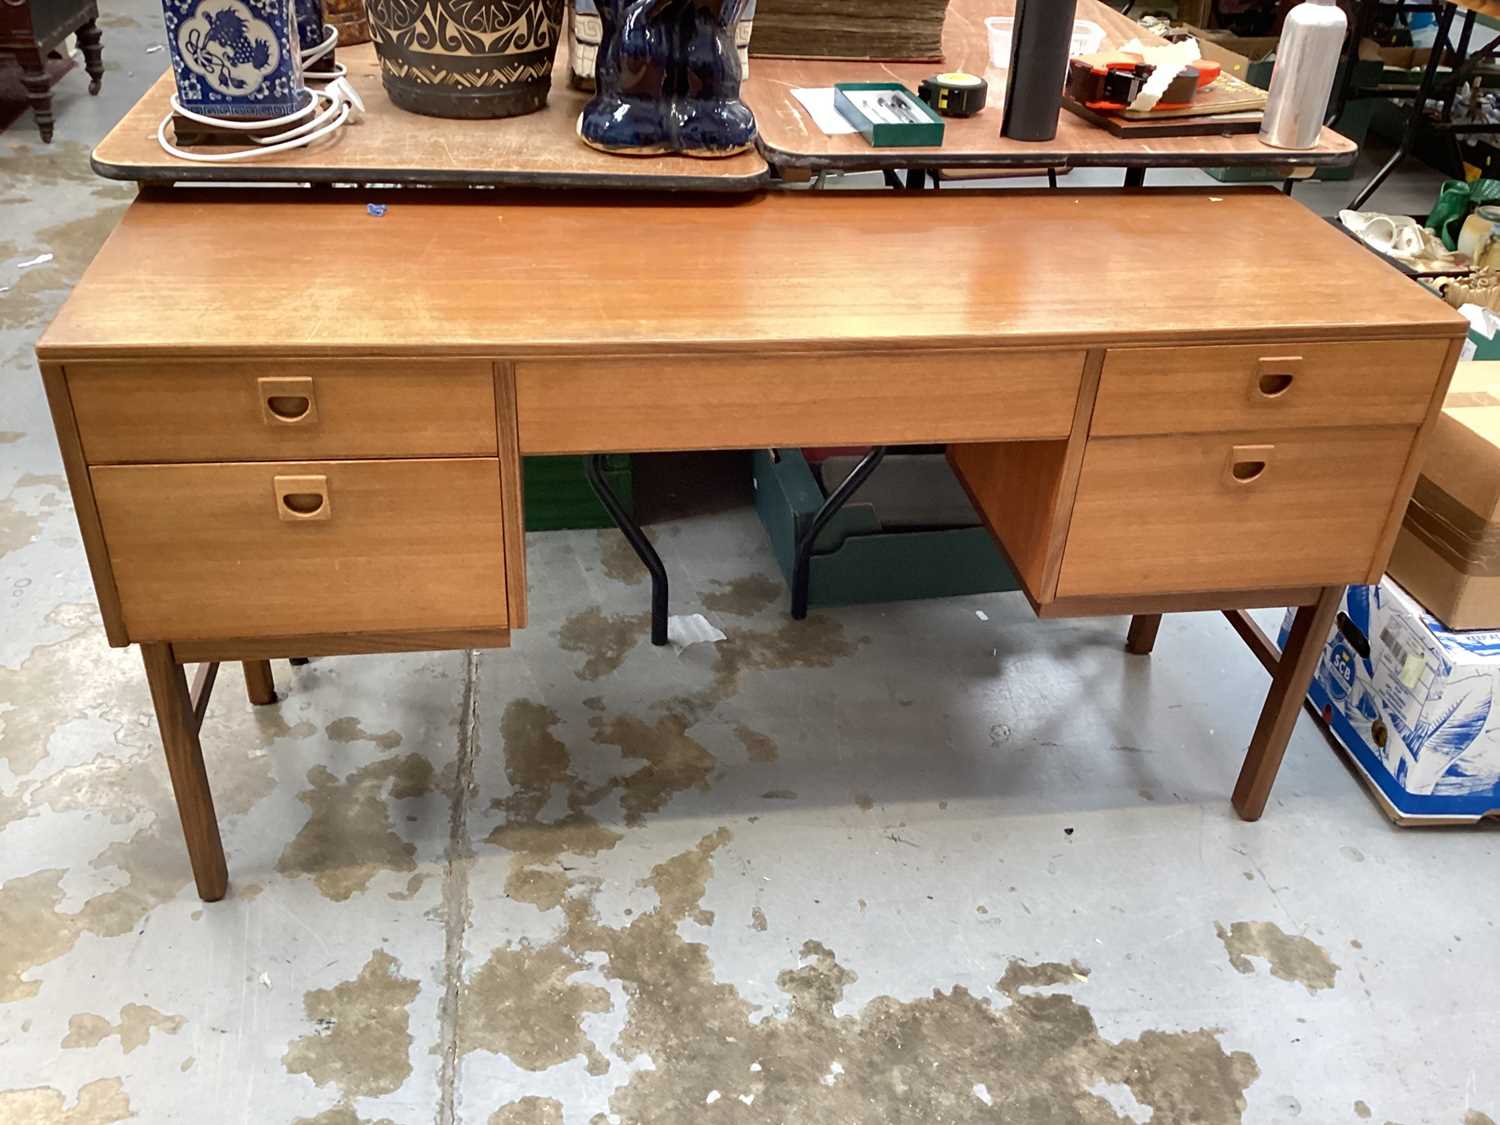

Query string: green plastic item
[752,449,1018,609]
[1427,178,1500,250]
[523,455,632,532]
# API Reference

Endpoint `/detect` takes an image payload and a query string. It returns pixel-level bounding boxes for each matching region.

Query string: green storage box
[752,449,1018,608]
[523,455,632,532]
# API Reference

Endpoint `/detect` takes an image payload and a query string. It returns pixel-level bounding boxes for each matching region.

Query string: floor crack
[436,648,480,1125]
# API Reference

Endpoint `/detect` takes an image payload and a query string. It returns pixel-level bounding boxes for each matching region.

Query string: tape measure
[917,72,988,118]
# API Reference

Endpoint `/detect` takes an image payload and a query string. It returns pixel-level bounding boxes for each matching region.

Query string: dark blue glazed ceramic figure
[579,0,755,157]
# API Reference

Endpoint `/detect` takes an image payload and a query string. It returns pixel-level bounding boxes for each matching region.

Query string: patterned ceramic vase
[324,0,371,45]
[366,0,566,118]
[579,0,755,157]
[161,0,308,118]
[293,0,328,55]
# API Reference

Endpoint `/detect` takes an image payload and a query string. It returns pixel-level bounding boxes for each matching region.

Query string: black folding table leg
[584,453,669,646]
[1348,0,1456,211]
[1123,166,1146,188]
[791,446,888,620]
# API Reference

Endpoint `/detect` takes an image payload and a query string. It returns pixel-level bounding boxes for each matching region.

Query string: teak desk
[37,187,1466,902]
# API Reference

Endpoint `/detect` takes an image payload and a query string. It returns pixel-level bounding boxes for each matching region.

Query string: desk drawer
[1091,340,1446,436]
[516,350,1086,453]
[92,459,509,641]
[68,360,498,463]
[1056,428,1415,597]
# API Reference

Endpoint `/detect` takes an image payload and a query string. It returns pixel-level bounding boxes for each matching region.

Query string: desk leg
[584,453,669,646]
[792,445,887,620]
[242,660,277,705]
[1125,614,1161,655]
[1231,586,1342,821]
[141,643,228,902]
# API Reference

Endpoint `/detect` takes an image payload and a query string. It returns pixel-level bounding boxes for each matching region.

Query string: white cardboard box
[1284,578,1500,823]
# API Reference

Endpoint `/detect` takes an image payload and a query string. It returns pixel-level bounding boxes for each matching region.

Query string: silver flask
[1258,0,1348,150]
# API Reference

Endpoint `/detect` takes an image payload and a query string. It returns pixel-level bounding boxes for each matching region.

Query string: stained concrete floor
[3,7,1499,1124]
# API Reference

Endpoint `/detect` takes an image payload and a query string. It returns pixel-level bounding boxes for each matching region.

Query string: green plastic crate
[523,455,632,532]
[752,449,1018,608]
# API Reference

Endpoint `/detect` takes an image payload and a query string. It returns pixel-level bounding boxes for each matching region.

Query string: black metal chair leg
[584,454,668,646]
[1047,168,1058,189]
[791,446,888,620]
[1349,1,1456,211]
[1441,9,1477,122]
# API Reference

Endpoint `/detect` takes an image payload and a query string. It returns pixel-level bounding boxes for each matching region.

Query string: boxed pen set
[833,83,943,147]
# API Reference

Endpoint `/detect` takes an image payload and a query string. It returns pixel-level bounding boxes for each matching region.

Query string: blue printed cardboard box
[1284,578,1500,824]
[162,0,308,119]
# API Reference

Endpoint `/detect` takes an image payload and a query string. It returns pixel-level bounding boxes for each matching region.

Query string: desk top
[39,187,1463,361]
[89,42,771,191]
[745,0,1358,172]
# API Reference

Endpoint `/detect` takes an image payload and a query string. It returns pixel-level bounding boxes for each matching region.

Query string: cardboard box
[1180,25,1279,76]
[1388,361,1500,629]
[1286,579,1500,824]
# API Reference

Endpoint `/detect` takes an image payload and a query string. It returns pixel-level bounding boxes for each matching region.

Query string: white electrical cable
[156,76,363,162]
[300,24,346,80]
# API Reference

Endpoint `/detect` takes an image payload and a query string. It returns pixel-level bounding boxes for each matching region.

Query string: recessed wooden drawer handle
[1224,444,1274,487]
[259,376,319,425]
[274,475,331,521]
[1253,357,1301,401]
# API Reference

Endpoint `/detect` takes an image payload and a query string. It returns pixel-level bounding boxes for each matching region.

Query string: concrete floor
[2,6,1498,1123]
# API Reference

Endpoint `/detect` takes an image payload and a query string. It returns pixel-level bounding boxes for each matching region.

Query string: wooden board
[745,0,1357,171]
[66,358,498,463]
[1091,340,1450,436]
[91,457,510,641]
[38,188,1466,367]
[90,41,769,191]
[514,349,1085,453]
[1056,428,1418,597]
[1062,97,1261,138]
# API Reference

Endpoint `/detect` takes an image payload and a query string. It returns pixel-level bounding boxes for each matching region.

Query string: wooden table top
[745,0,1359,172]
[90,41,771,191]
[39,187,1462,362]
[92,0,1355,189]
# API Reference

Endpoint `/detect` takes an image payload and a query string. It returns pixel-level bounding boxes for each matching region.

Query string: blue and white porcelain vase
[293,0,331,61]
[579,0,756,157]
[162,0,309,118]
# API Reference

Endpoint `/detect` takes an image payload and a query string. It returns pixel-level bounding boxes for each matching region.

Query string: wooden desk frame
[37,188,1467,903]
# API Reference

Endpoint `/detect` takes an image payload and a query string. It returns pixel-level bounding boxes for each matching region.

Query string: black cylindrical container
[1001,0,1079,141]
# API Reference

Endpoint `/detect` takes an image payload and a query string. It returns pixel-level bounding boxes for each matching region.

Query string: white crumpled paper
[1117,36,1203,113]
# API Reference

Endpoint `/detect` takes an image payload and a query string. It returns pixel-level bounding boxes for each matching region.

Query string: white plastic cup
[1070,19,1106,55]
[988,16,1106,69]
[985,16,1014,68]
